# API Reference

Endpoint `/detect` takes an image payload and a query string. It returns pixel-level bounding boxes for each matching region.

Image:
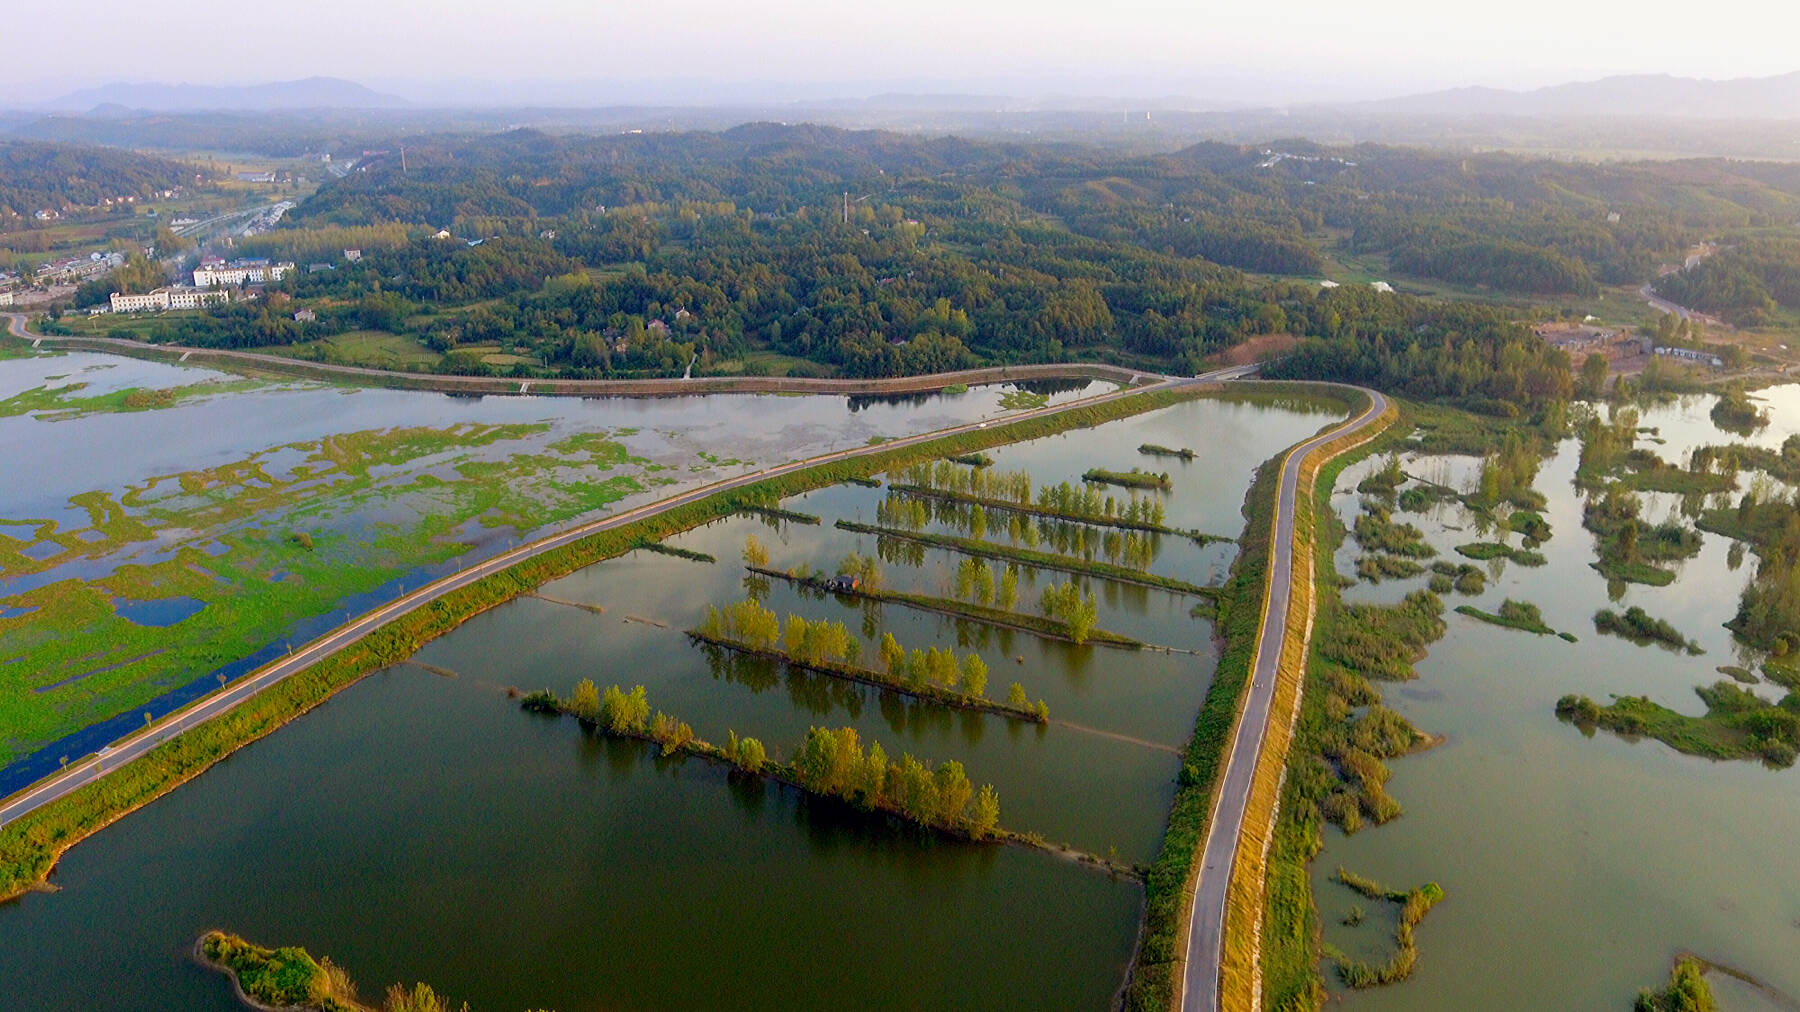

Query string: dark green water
[0,394,1336,1011]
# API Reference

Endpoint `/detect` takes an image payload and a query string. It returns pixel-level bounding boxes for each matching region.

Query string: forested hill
[0,140,196,220]
[289,125,1800,299]
[1653,237,1800,326]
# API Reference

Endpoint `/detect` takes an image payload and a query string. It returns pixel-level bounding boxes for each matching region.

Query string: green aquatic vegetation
[1717,665,1757,684]
[945,452,992,467]
[1635,956,1717,1012]
[1583,486,1700,585]
[635,541,715,564]
[1455,599,1562,638]
[736,504,822,525]
[1081,467,1171,491]
[0,383,1230,904]
[1454,541,1547,566]
[1138,443,1195,461]
[199,931,502,1012]
[1428,560,1486,594]
[1329,869,1446,989]
[1320,590,1447,682]
[0,421,672,765]
[693,598,1046,721]
[1353,504,1436,558]
[1710,386,1768,436]
[1508,510,1551,543]
[1357,454,1406,495]
[532,683,1009,837]
[834,519,1217,596]
[997,388,1048,410]
[199,931,360,1012]
[751,563,1142,648]
[1594,607,1702,654]
[1359,554,1426,583]
[0,379,270,420]
[1556,683,1800,767]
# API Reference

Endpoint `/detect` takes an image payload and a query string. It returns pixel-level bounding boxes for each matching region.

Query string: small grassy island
[834,519,1218,596]
[1081,467,1171,491]
[690,597,1049,721]
[524,682,1006,839]
[1556,682,1800,767]
[1454,541,1547,567]
[885,461,1228,542]
[749,559,1140,649]
[1137,443,1195,461]
[1455,599,1573,640]
[1635,955,1717,1012]
[198,930,520,1012]
[1594,607,1703,654]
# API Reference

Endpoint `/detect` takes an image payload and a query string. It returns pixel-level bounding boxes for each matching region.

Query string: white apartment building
[111,287,231,313]
[192,260,294,287]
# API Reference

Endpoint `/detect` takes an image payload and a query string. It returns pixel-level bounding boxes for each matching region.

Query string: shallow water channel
[0,360,1338,1012]
[1319,391,1800,1011]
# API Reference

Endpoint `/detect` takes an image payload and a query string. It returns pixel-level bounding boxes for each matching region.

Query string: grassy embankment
[522,682,1008,839]
[634,541,716,564]
[1259,398,1464,1011]
[945,452,993,467]
[884,482,1232,543]
[688,630,1047,723]
[1455,599,1576,641]
[1324,869,1446,988]
[1118,383,1375,1010]
[747,564,1142,648]
[833,519,1218,598]
[0,385,1206,902]
[736,504,821,525]
[1223,395,1435,1012]
[197,930,496,1012]
[519,681,1137,878]
[1083,467,1172,490]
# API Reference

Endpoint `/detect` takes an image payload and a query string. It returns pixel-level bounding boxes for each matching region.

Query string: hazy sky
[13,0,1800,105]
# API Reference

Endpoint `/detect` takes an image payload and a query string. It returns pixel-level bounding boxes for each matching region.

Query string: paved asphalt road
[0,362,1261,830]
[1637,282,1727,329]
[1180,387,1389,1012]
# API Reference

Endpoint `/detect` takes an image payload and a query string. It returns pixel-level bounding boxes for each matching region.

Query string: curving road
[1180,386,1389,1012]
[0,363,1258,831]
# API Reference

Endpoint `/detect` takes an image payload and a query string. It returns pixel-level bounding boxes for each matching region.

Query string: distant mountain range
[1344,72,1800,119]
[22,70,1800,122]
[42,76,408,112]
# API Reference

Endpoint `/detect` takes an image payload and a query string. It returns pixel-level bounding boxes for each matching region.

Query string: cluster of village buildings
[103,257,296,315]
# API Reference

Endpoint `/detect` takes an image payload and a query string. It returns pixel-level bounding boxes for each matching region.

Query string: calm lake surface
[0,358,1338,1012]
[1320,391,1800,1012]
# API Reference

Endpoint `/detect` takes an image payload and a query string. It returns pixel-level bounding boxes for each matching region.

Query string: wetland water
[0,350,1106,789]
[1319,391,1800,1011]
[0,357,1339,1011]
